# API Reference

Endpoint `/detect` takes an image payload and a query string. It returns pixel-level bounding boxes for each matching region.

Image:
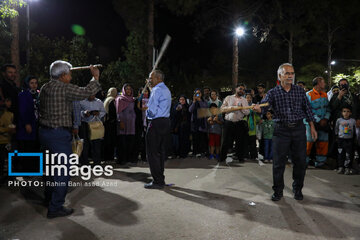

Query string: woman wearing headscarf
[115,83,136,164]
[103,87,118,161]
[17,75,40,153]
[189,88,208,157]
[135,87,150,162]
[174,95,191,158]
[208,89,222,107]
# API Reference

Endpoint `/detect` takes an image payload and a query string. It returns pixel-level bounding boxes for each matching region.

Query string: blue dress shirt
[146,82,171,120]
[73,101,81,129]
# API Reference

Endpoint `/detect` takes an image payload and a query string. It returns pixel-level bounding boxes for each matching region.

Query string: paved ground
[0,158,360,240]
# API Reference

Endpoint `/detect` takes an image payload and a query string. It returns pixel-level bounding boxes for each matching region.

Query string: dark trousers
[103,120,117,161]
[337,138,353,168]
[146,118,170,185]
[39,127,72,212]
[192,131,208,155]
[135,130,147,162]
[248,135,258,159]
[259,138,265,156]
[272,123,306,194]
[79,122,102,165]
[220,120,248,161]
[117,135,136,163]
[178,126,190,158]
[18,139,40,152]
[264,139,273,160]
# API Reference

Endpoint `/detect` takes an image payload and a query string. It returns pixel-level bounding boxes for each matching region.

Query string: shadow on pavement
[164,186,359,238]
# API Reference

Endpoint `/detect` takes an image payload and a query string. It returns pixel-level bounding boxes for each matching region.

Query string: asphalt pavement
[1,157,359,240]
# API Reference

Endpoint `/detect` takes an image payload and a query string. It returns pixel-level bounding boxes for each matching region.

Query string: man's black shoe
[271,192,283,201]
[144,182,164,189]
[293,190,303,200]
[47,207,74,219]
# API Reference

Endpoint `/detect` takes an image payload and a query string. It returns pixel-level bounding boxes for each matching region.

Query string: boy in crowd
[207,103,223,160]
[335,106,356,175]
[245,94,261,160]
[263,110,274,163]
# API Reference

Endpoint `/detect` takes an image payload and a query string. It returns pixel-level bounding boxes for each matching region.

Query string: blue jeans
[39,127,72,212]
[264,139,273,160]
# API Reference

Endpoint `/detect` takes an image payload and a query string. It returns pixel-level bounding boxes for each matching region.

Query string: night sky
[17,0,360,91]
[27,0,127,61]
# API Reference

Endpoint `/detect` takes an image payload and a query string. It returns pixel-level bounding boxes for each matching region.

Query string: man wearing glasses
[254,63,317,201]
[219,83,250,163]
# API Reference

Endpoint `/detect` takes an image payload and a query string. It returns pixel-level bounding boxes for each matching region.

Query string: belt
[40,124,72,131]
[276,120,303,128]
[149,117,169,121]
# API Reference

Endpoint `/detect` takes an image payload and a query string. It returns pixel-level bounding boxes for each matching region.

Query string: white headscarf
[104,87,118,113]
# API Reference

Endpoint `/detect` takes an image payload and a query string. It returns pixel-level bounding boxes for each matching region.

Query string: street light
[328,59,360,86]
[235,27,245,37]
[232,26,245,89]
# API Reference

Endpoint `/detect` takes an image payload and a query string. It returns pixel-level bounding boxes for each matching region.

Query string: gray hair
[277,63,293,80]
[153,69,165,81]
[50,60,72,80]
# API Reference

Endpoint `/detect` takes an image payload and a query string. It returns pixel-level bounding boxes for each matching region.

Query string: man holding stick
[219,83,250,163]
[144,70,171,189]
[39,60,101,218]
[254,63,317,201]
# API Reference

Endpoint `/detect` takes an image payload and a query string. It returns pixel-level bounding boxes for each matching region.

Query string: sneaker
[47,207,74,219]
[337,167,344,174]
[196,154,201,158]
[263,159,269,163]
[215,154,220,160]
[225,157,233,164]
[344,168,351,175]
[209,154,214,160]
[258,160,265,166]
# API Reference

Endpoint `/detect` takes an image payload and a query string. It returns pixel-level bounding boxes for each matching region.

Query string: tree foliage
[27,35,98,87]
[0,0,26,20]
[334,67,360,92]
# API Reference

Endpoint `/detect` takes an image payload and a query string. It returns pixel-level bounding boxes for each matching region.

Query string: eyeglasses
[238,88,245,90]
[284,72,295,76]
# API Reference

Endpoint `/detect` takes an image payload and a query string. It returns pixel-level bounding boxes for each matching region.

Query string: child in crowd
[262,110,274,163]
[207,103,223,160]
[245,94,261,160]
[335,106,356,175]
[0,99,16,180]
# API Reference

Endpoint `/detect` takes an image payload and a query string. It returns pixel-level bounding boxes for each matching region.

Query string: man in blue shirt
[144,69,171,189]
[254,63,317,201]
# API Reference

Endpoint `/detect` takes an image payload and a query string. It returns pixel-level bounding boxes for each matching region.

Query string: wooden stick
[197,103,269,118]
[70,64,103,71]
[142,35,172,94]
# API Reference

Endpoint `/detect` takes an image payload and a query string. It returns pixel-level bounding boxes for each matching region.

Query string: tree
[0,0,26,87]
[311,0,360,87]
[252,0,314,64]
[28,34,98,87]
